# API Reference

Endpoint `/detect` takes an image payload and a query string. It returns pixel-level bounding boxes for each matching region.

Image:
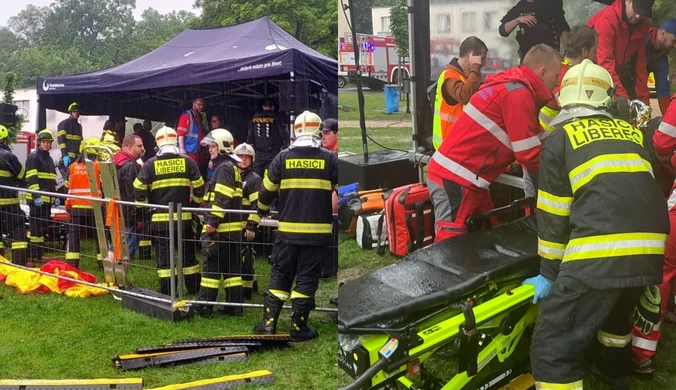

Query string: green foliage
[389,0,409,57]
[1,72,22,145]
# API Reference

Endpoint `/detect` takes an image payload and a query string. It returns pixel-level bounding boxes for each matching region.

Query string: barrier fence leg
[177,203,184,301]
[168,202,176,307]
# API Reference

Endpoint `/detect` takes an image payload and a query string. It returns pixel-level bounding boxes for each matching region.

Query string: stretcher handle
[338,357,389,390]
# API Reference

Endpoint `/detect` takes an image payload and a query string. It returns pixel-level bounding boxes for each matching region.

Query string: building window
[13,100,30,121]
[462,12,476,33]
[484,12,498,31]
[381,16,391,33]
[437,14,451,33]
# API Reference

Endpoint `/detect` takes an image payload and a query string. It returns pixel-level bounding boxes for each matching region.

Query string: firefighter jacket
[114,150,141,226]
[203,154,243,239]
[25,148,57,203]
[427,65,552,191]
[133,153,205,223]
[256,145,338,246]
[587,0,651,104]
[537,113,669,289]
[99,129,121,162]
[240,166,262,228]
[0,143,25,206]
[57,116,83,159]
[65,159,101,213]
[539,60,571,131]
[246,110,288,154]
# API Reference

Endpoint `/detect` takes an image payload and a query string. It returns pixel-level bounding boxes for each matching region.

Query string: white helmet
[156,126,178,148]
[559,59,615,109]
[294,111,322,139]
[201,128,235,155]
[234,143,256,162]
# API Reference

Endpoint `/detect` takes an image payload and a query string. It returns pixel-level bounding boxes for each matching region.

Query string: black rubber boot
[290,311,318,341]
[253,294,284,334]
[194,304,213,318]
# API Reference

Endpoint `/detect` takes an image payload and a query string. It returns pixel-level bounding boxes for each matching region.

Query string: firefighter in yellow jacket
[252,111,338,341]
[527,60,669,389]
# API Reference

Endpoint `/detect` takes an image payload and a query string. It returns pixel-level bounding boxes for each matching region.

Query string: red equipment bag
[380,182,435,257]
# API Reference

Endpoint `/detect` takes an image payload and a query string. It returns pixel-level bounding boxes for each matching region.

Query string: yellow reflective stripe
[0,170,12,177]
[202,222,242,233]
[263,175,279,191]
[58,143,66,148]
[29,236,44,243]
[569,154,653,193]
[65,252,80,260]
[223,276,243,288]
[563,232,667,262]
[534,381,583,390]
[157,269,172,278]
[71,205,93,209]
[17,167,25,180]
[279,178,332,191]
[25,169,38,178]
[191,177,205,188]
[242,199,251,207]
[259,202,271,211]
[211,204,226,219]
[200,277,221,289]
[151,212,192,222]
[597,330,632,348]
[248,213,261,223]
[0,198,19,205]
[193,195,203,204]
[538,237,566,260]
[249,191,259,202]
[11,242,28,249]
[65,134,82,140]
[215,183,236,198]
[56,130,67,137]
[28,184,39,190]
[37,172,56,179]
[242,280,255,288]
[278,221,332,234]
[133,179,148,190]
[152,178,191,190]
[269,289,290,300]
[135,200,148,205]
[290,290,310,299]
[139,240,152,246]
[537,190,573,217]
[184,264,200,275]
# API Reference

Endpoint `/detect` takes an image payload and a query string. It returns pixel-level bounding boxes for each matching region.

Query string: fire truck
[338,34,410,90]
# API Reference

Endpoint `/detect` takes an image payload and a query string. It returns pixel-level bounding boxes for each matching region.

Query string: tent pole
[348,0,369,163]
[37,95,46,131]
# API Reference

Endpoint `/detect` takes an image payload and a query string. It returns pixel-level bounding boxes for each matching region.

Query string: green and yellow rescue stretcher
[338,211,539,390]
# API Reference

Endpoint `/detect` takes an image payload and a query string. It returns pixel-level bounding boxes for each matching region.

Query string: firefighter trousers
[138,222,152,260]
[632,212,676,361]
[0,204,27,265]
[152,222,200,296]
[531,275,642,387]
[266,242,327,312]
[428,178,495,243]
[28,202,51,260]
[197,237,242,307]
[66,211,97,267]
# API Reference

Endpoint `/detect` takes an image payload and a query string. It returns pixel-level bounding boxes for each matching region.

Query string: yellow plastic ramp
[147,370,274,389]
[0,378,143,389]
[499,373,535,390]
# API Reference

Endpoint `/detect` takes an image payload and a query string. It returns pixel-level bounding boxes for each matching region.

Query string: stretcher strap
[457,301,478,376]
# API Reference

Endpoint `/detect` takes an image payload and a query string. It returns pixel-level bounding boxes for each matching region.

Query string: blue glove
[53,198,60,207]
[34,197,44,208]
[522,275,553,304]
[62,156,71,168]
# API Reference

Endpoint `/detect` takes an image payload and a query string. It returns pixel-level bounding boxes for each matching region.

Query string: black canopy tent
[36,17,338,141]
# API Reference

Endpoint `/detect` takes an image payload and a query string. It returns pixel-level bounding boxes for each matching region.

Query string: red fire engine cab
[338,34,410,90]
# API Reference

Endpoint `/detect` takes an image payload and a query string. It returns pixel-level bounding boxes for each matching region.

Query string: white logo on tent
[184,51,195,58]
[42,79,65,91]
[265,44,287,51]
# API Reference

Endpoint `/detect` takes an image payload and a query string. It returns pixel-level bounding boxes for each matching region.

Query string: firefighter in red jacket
[427,44,562,242]
[587,0,653,105]
[633,97,676,373]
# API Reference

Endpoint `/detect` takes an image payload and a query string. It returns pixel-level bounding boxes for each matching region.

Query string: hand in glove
[34,197,44,208]
[522,274,553,304]
[62,156,71,168]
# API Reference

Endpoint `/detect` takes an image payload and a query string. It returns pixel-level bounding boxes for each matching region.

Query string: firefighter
[26,129,58,263]
[194,128,244,317]
[252,111,338,341]
[56,102,83,169]
[235,143,262,300]
[133,126,205,296]
[527,59,669,389]
[246,99,289,178]
[64,137,102,268]
[0,125,27,266]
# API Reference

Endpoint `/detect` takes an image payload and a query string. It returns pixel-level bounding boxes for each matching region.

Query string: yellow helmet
[559,59,615,109]
[68,102,80,112]
[155,126,178,148]
[294,111,322,138]
[36,129,54,142]
[80,137,101,154]
[0,125,8,141]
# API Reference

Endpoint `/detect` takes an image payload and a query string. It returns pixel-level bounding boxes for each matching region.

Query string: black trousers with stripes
[197,236,242,307]
[0,203,27,265]
[152,222,200,296]
[29,202,50,260]
[268,242,327,312]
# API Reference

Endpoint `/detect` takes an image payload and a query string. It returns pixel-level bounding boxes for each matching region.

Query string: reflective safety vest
[539,59,571,132]
[66,161,101,209]
[182,110,201,154]
[433,68,466,150]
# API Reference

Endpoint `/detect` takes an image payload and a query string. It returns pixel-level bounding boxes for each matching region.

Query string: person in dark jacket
[0,125,27,266]
[135,120,157,162]
[500,0,569,61]
[56,102,83,169]
[246,99,289,178]
[114,134,144,260]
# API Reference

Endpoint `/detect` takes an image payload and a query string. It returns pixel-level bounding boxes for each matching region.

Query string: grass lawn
[338,90,412,123]
[0,237,340,389]
[336,129,676,389]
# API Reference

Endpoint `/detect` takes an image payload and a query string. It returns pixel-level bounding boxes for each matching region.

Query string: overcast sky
[0,0,198,26]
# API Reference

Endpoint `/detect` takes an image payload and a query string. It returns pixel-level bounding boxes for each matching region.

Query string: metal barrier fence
[0,184,338,313]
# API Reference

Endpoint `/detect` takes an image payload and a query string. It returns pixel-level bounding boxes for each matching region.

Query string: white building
[338,0,352,41]
[371,6,392,36]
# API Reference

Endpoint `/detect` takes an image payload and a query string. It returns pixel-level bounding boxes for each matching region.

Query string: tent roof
[37,17,337,96]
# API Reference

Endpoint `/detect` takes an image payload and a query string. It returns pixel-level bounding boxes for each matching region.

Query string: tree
[196,0,337,58]
[7,5,51,46]
[389,0,408,57]
[2,72,23,145]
